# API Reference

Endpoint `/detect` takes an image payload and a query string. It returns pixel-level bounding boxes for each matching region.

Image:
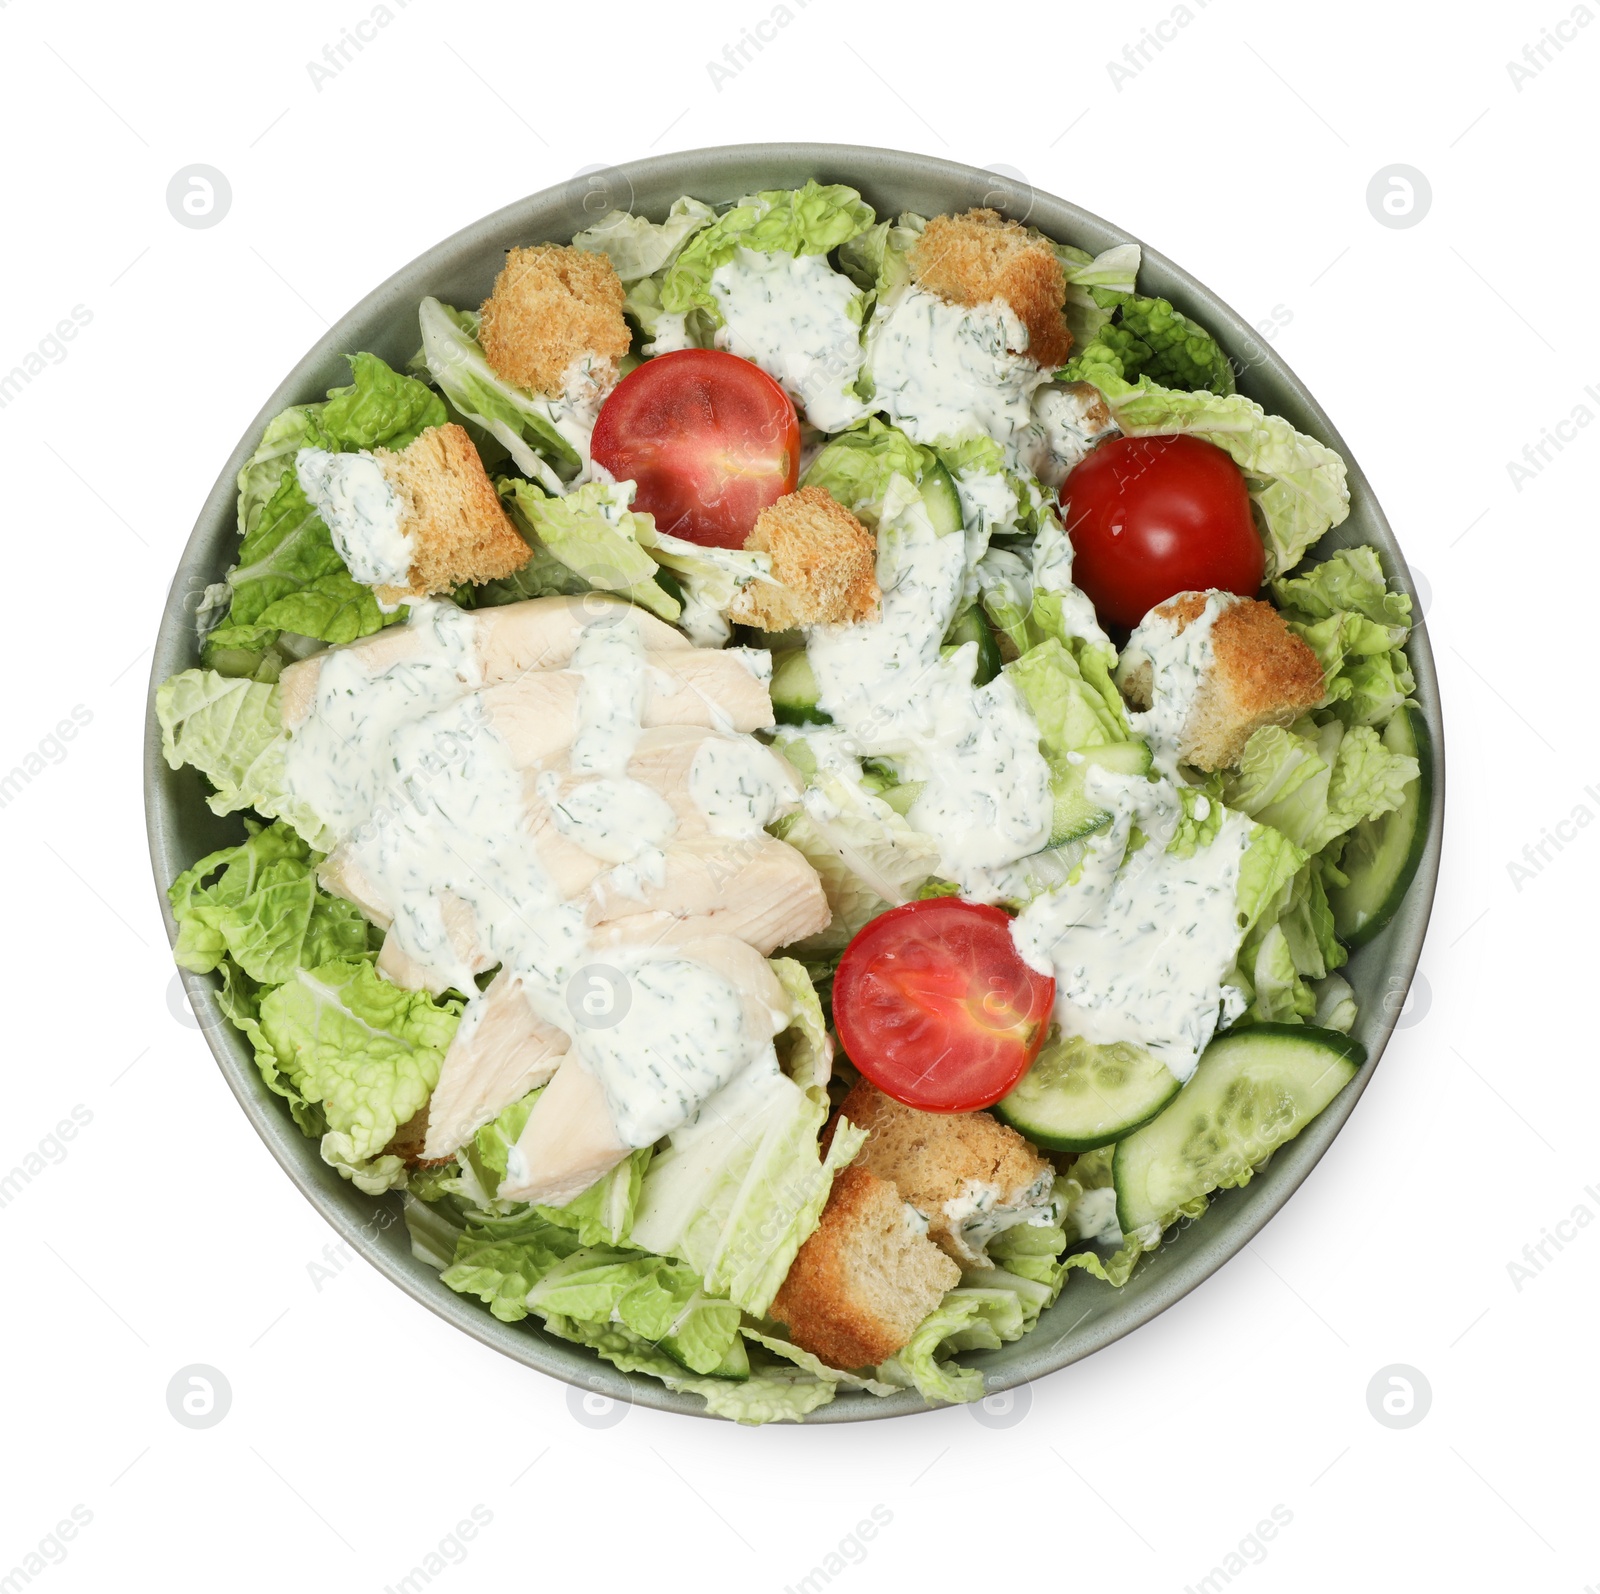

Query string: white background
[0,0,1593,1588]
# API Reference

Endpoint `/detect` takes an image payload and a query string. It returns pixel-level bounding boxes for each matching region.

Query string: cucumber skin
[1112,1024,1364,1236]
[995,1046,1181,1153]
[919,461,964,536]
[1331,705,1431,949]
[770,649,832,726]
[1046,742,1154,847]
[942,605,1003,687]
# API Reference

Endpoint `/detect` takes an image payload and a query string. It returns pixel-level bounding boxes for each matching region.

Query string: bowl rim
[144,142,1444,1423]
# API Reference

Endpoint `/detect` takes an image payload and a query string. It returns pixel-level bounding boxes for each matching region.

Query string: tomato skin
[590,349,800,549]
[833,899,1056,1113]
[1060,433,1264,629]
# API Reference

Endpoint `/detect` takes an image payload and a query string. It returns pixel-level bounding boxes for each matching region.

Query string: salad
[156,181,1428,1423]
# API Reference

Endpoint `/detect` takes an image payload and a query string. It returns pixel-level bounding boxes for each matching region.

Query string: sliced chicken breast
[280,594,689,729]
[584,833,830,953]
[497,919,793,1205]
[421,969,571,1159]
[496,1054,631,1208]
[479,652,773,770]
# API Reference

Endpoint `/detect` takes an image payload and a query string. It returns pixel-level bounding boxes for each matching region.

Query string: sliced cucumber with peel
[996,1032,1181,1152]
[1047,741,1153,846]
[770,648,829,725]
[1328,705,1430,947]
[1113,1024,1364,1236]
[918,460,964,535]
[941,604,1003,686]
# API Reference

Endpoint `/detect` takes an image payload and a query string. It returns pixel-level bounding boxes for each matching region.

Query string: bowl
[143,143,1444,1422]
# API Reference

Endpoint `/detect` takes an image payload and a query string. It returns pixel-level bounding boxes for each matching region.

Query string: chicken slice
[497,1054,631,1208]
[279,593,689,730]
[497,918,792,1205]
[478,650,773,771]
[585,833,830,953]
[421,968,571,1159]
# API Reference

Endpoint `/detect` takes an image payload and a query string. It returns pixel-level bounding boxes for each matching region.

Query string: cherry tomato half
[590,348,800,549]
[1060,433,1263,629]
[833,899,1056,1113]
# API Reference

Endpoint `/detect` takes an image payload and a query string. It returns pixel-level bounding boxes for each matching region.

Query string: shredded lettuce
[571,195,717,284]
[155,670,332,848]
[779,763,943,911]
[255,960,460,1167]
[877,1282,1037,1404]
[1066,294,1234,396]
[800,417,932,521]
[416,297,579,480]
[630,1060,866,1317]
[631,519,769,645]
[497,477,680,622]
[1273,547,1416,726]
[663,181,876,317]
[769,957,832,1093]
[542,1314,837,1423]
[837,211,925,299]
[168,820,371,985]
[1227,719,1418,855]
[1007,637,1126,757]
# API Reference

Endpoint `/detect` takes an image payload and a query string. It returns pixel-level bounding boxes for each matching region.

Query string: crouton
[726,486,879,631]
[837,1081,1056,1268]
[909,208,1073,367]
[384,1102,450,1167]
[1118,591,1326,772]
[478,245,631,396]
[370,423,531,604]
[770,1165,961,1369]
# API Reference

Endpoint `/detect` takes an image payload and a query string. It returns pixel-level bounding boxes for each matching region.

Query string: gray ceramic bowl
[144,144,1443,1422]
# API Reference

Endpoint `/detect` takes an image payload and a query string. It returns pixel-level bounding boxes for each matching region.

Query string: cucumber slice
[941,605,1003,686]
[1113,1024,1364,1235]
[919,460,964,535]
[696,1333,751,1381]
[770,648,831,726]
[996,1033,1181,1152]
[1046,741,1153,846]
[1328,705,1430,947]
[859,760,925,817]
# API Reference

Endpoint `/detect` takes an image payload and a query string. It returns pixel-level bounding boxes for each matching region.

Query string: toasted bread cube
[770,1165,960,1369]
[1119,592,1326,772]
[908,208,1073,367]
[837,1081,1056,1268]
[726,486,880,631]
[478,244,631,396]
[297,424,531,605]
[372,423,530,604]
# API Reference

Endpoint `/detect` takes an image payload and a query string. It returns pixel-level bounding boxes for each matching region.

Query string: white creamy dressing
[643,312,694,356]
[689,736,798,838]
[950,467,1017,606]
[803,475,1052,885]
[940,1169,1060,1261]
[1030,513,1112,653]
[283,601,482,838]
[1020,382,1121,489]
[1118,592,1235,779]
[280,600,777,1160]
[1068,1185,1123,1247]
[568,954,755,1147]
[863,286,1055,460]
[542,353,617,480]
[710,248,871,434]
[1012,766,1252,1082]
[295,448,413,596]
